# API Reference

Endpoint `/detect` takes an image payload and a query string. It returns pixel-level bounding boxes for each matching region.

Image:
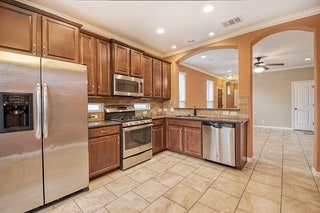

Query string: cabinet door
[0,2,38,55]
[184,127,202,157]
[42,16,79,63]
[96,39,111,96]
[143,56,153,97]
[162,61,171,99]
[80,33,97,95]
[89,134,120,178]
[130,49,143,77]
[167,125,183,152]
[152,59,162,98]
[152,125,165,154]
[112,43,130,75]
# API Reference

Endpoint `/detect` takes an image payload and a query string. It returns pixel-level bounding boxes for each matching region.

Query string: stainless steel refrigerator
[0,51,89,212]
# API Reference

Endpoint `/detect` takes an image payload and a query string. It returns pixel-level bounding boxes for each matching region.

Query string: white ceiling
[182,30,314,79]
[21,0,319,78]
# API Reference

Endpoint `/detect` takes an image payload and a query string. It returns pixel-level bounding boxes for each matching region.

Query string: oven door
[122,123,152,158]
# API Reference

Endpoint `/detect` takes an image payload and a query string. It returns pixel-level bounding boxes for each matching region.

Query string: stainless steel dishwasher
[202,121,236,167]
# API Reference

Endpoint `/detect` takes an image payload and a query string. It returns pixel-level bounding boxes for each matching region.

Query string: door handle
[43,83,49,138]
[294,108,298,110]
[35,83,41,139]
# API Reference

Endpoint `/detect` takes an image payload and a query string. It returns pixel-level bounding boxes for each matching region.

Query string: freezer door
[0,51,43,212]
[41,58,89,203]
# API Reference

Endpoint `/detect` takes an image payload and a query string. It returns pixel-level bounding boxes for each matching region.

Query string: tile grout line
[296,131,320,196]
[233,127,272,209]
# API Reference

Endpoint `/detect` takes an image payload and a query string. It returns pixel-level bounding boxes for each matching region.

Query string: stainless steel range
[105,105,152,170]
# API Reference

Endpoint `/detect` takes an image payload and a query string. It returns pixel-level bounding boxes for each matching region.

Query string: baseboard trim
[247,157,253,162]
[253,125,293,130]
[312,167,320,177]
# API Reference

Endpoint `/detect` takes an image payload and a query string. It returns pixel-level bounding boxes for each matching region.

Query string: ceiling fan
[253,56,284,73]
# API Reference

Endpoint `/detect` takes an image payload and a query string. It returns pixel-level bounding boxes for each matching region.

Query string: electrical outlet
[223,111,229,115]
[261,120,265,124]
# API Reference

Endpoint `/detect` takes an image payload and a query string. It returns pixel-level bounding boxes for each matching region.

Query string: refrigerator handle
[35,83,42,139]
[43,83,49,138]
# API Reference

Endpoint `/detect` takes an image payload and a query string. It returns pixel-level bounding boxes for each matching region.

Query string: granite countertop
[88,120,121,128]
[152,115,248,123]
[88,115,248,128]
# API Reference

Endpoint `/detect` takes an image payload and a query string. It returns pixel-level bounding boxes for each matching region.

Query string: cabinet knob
[43,45,46,56]
[32,44,36,55]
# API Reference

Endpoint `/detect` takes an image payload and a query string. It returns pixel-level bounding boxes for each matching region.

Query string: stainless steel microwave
[113,74,144,97]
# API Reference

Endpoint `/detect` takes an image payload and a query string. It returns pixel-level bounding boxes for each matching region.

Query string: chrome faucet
[193,106,197,116]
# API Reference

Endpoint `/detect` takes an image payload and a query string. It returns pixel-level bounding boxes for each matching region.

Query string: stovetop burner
[104,105,152,127]
[110,115,151,122]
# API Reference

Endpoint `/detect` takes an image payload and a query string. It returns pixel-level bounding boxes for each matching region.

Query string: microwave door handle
[139,81,143,95]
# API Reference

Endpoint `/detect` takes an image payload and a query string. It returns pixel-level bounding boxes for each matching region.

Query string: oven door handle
[123,123,153,132]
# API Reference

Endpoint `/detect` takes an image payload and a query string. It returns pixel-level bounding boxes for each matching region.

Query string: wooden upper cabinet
[96,39,111,96]
[80,32,111,96]
[42,16,79,63]
[112,43,130,75]
[152,59,162,98]
[80,33,97,95]
[162,61,171,99]
[0,2,38,55]
[130,49,143,77]
[143,56,153,97]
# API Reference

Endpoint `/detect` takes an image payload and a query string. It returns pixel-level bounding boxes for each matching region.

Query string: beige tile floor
[40,127,320,213]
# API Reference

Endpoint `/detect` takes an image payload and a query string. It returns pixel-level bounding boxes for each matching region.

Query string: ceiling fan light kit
[253,56,285,73]
[253,66,266,73]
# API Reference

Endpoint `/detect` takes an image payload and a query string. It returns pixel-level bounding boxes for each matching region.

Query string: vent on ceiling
[222,16,243,27]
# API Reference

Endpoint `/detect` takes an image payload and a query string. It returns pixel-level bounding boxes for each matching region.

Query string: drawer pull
[100,130,109,134]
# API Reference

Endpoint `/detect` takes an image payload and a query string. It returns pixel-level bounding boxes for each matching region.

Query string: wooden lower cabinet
[89,125,120,179]
[152,119,166,154]
[167,125,183,152]
[183,127,202,157]
[167,119,202,158]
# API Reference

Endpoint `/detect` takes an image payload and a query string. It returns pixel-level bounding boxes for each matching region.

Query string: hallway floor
[41,127,320,213]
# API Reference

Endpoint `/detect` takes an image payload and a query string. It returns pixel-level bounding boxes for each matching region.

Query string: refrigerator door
[0,51,43,212]
[41,58,89,203]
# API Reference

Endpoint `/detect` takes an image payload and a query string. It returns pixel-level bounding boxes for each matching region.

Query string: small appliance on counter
[88,103,105,122]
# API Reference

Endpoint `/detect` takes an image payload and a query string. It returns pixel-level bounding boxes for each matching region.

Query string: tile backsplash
[88,96,249,119]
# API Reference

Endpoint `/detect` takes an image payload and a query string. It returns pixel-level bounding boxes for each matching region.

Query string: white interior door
[292,80,314,131]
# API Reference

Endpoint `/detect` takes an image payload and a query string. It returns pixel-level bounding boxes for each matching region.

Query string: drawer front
[167,119,201,128]
[89,125,120,138]
[152,119,164,126]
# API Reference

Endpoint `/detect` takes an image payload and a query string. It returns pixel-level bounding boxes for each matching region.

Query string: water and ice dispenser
[0,93,33,133]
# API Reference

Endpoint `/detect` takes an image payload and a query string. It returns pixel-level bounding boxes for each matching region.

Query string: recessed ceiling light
[156,28,164,34]
[200,55,206,59]
[226,69,231,73]
[304,57,311,61]
[188,39,195,43]
[203,5,214,13]
[171,45,176,49]
[209,32,215,36]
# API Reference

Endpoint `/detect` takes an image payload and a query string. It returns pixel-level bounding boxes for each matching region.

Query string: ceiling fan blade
[265,63,285,66]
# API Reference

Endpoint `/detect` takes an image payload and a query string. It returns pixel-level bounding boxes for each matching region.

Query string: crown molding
[164,7,320,57]
[179,63,226,80]
[15,0,163,57]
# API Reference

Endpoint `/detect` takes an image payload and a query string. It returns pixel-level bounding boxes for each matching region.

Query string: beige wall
[253,67,314,128]
[165,14,320,170]
[178,65,225,108]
